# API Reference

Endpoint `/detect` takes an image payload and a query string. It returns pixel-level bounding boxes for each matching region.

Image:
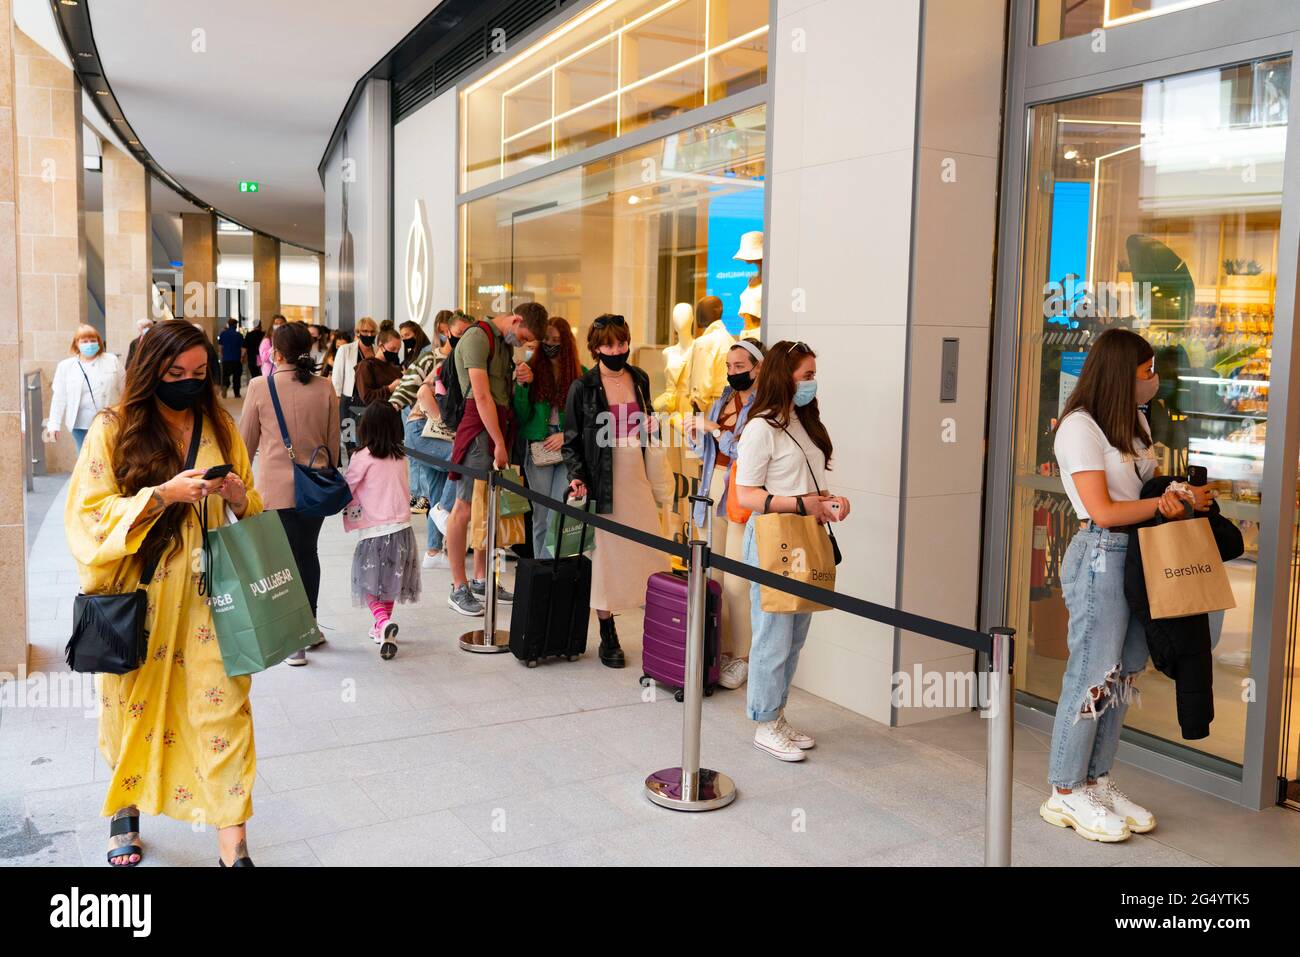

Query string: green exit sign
[239,181,259,193]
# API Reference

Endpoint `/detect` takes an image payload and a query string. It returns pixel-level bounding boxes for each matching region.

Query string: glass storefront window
[461,0,768,191]
[1006,56,1290,765]
[461,103,765,392]
[1035,0,1224,44]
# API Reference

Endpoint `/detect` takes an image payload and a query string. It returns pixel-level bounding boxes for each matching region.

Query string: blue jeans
[404,414,433,501]
[1047,526,1149,789]
[524,451,570,559]
[72,428,88,453]
[742,516,811,722]
[404,423,453,551]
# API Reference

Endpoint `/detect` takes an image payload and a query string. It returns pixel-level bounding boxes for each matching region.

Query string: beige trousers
[705,465,754,659]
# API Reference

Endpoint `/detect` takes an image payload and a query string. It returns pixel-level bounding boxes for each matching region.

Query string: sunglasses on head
[785,340,812,355]
[592,315,627,330]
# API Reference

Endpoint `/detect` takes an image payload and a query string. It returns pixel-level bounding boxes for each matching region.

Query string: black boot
[598,615,626,669]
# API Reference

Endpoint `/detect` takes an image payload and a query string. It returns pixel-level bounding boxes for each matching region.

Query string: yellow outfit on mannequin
[65,412,263,829]
[687,320,734,413]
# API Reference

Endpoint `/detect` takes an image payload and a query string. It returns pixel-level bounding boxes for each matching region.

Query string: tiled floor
[4,473,1300,867]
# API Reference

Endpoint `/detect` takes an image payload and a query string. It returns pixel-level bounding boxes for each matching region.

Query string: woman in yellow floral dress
[65,320,263,867]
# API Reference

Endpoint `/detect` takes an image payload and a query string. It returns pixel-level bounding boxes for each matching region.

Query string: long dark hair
[109,320,235,572]
[358,400,405,460]
[1057,328,1154,455]
[749,340,833,468]
[530,316,581,410]
[399,320,431,364]
[273,321,317,384]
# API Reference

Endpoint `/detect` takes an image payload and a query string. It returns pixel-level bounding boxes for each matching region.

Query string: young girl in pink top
[343,402,421,659]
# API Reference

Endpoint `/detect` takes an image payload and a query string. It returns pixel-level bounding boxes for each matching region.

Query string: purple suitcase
[639,571,722,702]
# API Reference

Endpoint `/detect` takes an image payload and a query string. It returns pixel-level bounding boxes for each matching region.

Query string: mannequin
[654,302,696,417]
[735,230,763,335]
[687,295,734,413]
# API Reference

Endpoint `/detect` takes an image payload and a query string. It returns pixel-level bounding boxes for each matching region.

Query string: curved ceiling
[84,0,440,251]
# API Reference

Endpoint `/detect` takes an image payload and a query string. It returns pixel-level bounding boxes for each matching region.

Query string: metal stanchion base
[458,629,511,653]
[644,768,736,812]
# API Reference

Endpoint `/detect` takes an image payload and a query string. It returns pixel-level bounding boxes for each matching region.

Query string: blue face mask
[793,380,818,407]
[79,341,100,359]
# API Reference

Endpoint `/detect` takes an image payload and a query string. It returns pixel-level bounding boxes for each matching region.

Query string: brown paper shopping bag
[1138,517,1236,620]
[470,479,527,550]
[754,513,837,613]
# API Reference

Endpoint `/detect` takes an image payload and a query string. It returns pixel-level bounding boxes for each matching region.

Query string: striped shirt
[390,347,437,412]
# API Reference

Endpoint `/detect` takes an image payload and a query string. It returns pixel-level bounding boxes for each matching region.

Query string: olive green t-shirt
[454,321,513,409]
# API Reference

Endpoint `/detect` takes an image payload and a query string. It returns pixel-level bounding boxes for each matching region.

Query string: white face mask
[1136,373,1160,405]
[522,347,535,363]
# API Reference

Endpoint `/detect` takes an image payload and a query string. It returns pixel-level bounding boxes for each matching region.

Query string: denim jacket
[690,387,755,529]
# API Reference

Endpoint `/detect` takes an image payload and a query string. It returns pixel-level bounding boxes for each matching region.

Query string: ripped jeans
[1047,525,1149,790]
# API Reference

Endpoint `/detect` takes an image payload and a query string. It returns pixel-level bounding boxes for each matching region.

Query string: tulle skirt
[351,526,422,605]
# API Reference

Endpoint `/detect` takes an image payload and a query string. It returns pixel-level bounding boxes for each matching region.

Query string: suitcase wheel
[526,659,539,669]
[704,685,714,698]
[673,689,684,703]
[567,654,580,662]
[638,675,651,687]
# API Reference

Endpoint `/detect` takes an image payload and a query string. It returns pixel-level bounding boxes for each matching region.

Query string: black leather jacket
[561,364,653,514]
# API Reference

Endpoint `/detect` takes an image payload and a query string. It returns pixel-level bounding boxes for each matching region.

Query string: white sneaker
[1093,775,1155,833]
[368,624,381,645]
[776,711,814,749]
[422,551,450,569]
[431,505,451,535]
[1039,788,1131,842]
[753,720,806,762]
[718,656,748,690]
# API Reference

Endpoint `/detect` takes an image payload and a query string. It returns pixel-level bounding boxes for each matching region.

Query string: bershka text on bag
[1164,562,1214,579]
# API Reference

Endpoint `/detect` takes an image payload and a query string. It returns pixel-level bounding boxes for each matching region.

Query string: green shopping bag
[205,510,319,677]
[497,467,531,517]
[545,501,596,558]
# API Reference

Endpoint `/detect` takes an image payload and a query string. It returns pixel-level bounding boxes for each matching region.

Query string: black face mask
[359,334,376,348]
[542,343,561,359]
[727,371,754,392]
[597,351,629,372]
[156,377,206,412]
[448,335,460,352]
[384,350,401,365]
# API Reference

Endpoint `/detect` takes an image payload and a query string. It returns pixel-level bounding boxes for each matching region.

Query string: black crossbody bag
[65,412,202,674]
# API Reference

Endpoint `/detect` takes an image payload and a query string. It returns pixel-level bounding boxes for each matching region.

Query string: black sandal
[219,855,255,867]
[106,812,142,867]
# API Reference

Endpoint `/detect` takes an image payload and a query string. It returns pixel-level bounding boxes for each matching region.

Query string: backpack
[438,320,496,432]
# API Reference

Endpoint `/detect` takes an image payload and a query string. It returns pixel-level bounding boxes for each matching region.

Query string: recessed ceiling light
[95,90,108,96]
[128,140,140,146]
[59,1,78,6]
[77,52,93,58]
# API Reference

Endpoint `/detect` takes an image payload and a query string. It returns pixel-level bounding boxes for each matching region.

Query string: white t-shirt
[1054,410,1156,519]
[736,415,826,497]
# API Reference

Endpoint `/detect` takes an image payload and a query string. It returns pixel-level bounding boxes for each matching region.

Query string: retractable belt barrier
[403,444,1016,865]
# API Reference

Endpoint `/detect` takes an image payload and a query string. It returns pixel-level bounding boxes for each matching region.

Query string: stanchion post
[459,466,510,653]
[644,494,736,812]
[984,626,1015,866]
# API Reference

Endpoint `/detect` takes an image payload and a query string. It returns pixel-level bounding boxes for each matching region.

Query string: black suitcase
[509,505,592,667]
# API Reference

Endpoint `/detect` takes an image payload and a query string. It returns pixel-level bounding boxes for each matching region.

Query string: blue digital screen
[1047,180,1091,326]
[705,183,765,334]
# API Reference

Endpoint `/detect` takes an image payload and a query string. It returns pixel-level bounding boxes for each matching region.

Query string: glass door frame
[982,0,1300,809]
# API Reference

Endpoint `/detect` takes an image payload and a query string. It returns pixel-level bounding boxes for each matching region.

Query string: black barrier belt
[708,552,991,655]
[404,444,491,482]
[403,443,990,654]
[493,472,691,561]
[404,443,690,560]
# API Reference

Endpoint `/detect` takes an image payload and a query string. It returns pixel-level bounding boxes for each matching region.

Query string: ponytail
[272,322,317,384]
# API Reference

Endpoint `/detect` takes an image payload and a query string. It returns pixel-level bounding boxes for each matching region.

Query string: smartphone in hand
[202,464,234,482]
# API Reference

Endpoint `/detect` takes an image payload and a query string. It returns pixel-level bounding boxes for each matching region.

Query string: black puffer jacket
[1123,476,1243,740]
[561,364,653,514]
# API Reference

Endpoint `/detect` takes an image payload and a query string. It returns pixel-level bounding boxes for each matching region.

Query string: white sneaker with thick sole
[777,712,815,750]
[1093,775,1155,833]
[430,505,451,536]
[718,656,748,690]
[1039,788,1131,842]
[422,551,450,570]
[753,720,806,762]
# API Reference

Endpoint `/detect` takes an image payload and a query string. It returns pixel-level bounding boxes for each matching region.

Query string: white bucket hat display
[733,230,764,262]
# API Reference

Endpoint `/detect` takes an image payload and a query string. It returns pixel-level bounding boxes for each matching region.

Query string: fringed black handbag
[65,412,202,675]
